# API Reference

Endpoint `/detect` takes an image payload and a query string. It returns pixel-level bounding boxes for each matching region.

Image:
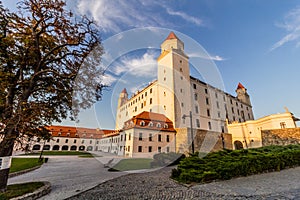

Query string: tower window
[196,119,200,128]
[150,98,152,104]
[205,88,208,94]
[194,93,198,100]
[150,88,152,93]
[195,106,199,114]
[208,122,212,130]
[206,97,209,105]
[180,68,183,72]
[207,109,210,117]
[193,84,196,89]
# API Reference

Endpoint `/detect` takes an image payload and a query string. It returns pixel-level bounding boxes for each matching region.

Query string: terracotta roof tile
[237,82,245,89]
[165,31,179,40]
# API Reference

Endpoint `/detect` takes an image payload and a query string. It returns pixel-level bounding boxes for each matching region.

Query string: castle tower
[118,88,128,108]
[236,83,251,106]
[157,32,191,128]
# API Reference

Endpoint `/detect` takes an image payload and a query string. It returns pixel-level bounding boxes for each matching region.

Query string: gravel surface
[69,166,300,200]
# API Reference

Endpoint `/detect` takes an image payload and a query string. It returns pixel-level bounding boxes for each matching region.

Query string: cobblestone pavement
[69,166,300,200]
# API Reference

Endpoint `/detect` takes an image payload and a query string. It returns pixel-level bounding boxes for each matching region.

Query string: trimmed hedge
[171,145,300,184]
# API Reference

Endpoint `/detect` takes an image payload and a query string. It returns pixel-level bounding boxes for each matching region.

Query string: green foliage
[9,158,43,173]
[0,182,44,200]
[171,145,300,184]
[108,158,153,172]
[150,152,185,168]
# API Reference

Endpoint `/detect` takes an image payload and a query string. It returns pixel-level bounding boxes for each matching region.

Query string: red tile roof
[165,31,179,40]
[121,88,127,93]
[123,111,176,132]
[237,82,245,89]
[46,125,113,139]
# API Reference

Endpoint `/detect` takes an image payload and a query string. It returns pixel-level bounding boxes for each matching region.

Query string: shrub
[172,144,300,184]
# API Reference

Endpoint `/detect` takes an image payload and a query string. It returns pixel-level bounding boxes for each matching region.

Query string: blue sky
[2,0,300,129]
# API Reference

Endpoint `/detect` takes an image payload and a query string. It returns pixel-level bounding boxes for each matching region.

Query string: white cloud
[101,74,117,86]
[271,7,300,51]
[77,0,204,33]
[188,52,227,61]
[165,8,204,26]
[110,51,158,77]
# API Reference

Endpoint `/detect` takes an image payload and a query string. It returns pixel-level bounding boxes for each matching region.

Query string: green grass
[23,151,92,156]
[9,158,43,173]
[172,144,300,184]
[109,158,153,171]
[0,182,44,200]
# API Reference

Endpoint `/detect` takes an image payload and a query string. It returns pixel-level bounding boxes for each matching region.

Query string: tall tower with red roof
[236,82,251,106]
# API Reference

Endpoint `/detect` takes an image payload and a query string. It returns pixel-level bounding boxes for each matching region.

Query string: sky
[2,0,300,129]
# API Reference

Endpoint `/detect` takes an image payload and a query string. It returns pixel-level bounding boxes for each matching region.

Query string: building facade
[115,32,254,134]
[228,110,298,150]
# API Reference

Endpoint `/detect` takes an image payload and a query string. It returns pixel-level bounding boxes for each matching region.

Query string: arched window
[62,145,69,151]
[43,145,50,150]
[156,123,161,128]
[70,145,77,151]
[52,145,60,151]
[32,144,41,151]
[164,124,168,129]
[140,121,145,126]
[148,122,153,127]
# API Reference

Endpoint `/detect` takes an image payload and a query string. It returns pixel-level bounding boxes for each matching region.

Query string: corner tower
[157,32,191,128]
[236,83,251,106]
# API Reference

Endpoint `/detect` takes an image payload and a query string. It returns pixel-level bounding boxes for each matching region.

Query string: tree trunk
[0,131,16,191]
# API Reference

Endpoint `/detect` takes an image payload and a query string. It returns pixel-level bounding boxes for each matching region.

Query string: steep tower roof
[237,82,245,89]
[121,88,127,94]
[165,31,179,40]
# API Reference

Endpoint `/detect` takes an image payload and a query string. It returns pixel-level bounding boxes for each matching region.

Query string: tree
[0,0,105,191]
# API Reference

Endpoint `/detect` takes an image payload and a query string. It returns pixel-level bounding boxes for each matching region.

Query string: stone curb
[10,181,51,200]
[9,165,42,178]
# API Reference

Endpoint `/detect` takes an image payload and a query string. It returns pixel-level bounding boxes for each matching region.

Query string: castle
[22,32,299,156]
[116,32,254,134]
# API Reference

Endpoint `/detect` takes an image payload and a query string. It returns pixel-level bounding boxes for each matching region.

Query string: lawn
[10,158,43,173]
[0,182,44,200]
[22,151,92,156]
[109,158,153,171]
[172,144,300,184]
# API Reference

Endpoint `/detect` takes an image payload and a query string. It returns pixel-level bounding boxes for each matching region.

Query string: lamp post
[182,111,194,154]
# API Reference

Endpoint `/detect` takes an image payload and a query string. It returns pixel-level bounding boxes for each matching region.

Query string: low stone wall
[176,128,232,154]
[9,165,42,178]
[262,128,300,146]
[10,181,51,200]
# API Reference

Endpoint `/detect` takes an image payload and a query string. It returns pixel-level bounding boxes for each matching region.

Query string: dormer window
[164,124,168,129]
[156,123,161,128]
[148,122,153,127]
[90,134,93,138]
[83,133,86,137]
[140,121,145,126]
[58,132,61,136]
[66,133,70,137]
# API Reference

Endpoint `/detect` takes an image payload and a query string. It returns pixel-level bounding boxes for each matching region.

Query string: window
[196,119,200,128]
[150,98,152,104]
[193,84,196,89]
[139,133,143,141]
[81,140,84,144]
[237,109,240,115]
[135,106,137,112]
[158,146,161,153]
[181,102,184,107]
[145,92,147,97]
[218,112,221,118]
[206,97,209,105]
[157,123,161,128]
[164,124,168,128]
[141,103,143,109]
[158,134,162,142]
[124,134,127,141]
[149,133,152,141]
[230,99,233,104]
[166,147,170,153]
[166,135,170,142]
[217,101,219,109]
[150,88,152,93]
[208,122,212,130]
[148,122,153,127]
[205,88,208,94]
[148,146,152,152]
[232,107,235,113]
[180,88,183,93]
[207,109,210,117]
[280,122,286,129]
[164,91,166,96]
[65,139,68,143]
[90,140,92,144]
[195,106,199,114]
[140,121,145,126]
[56,139,59,143]
[37,138,41,142]
[129,134,131,141]
[138,146,142,152]
[67,133,70,137]
[194,93,198,100]
[164,105,166,110]
[128,146,130,152]
[74,139,77,143]
[121,135,123,141]
[180,68,183,72]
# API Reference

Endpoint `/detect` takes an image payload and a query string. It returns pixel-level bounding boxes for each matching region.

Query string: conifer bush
[171,145,300,183]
